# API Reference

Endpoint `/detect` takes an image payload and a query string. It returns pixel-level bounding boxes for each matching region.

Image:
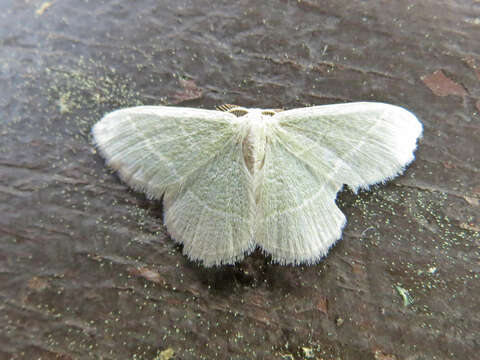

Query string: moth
[92,102,422,266]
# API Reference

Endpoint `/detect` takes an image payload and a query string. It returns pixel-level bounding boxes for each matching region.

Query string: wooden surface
[1,0,479,359]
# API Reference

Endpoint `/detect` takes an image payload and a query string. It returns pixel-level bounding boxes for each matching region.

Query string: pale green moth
[92,102,422,266]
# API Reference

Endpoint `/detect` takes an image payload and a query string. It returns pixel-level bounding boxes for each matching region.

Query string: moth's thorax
[240,109,274,175]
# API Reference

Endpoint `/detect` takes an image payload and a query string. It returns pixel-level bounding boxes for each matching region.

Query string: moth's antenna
[216,104,238,112]
[261,109,284,116]
[216,104,249,117]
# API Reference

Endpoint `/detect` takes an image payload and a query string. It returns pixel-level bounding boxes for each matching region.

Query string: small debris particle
[36,1,54,16]
[460,222,480,232]
[394,285,414,307]
[316,295,328,315]
[463,55,480,81]
[463,56,476,69]
[442,161,456,169]
[374,350,398,360]
[153,348,175,360]
[428,266,437,274]
[128,267,166,285]
[335,315,344,327]
[302,347,315,358]
[421,70,468,97]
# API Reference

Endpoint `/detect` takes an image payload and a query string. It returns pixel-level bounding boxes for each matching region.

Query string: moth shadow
[185,249,329,297]
[184,250,268,293]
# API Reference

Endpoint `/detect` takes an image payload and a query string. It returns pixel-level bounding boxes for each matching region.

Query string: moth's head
[217,104,283,119]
